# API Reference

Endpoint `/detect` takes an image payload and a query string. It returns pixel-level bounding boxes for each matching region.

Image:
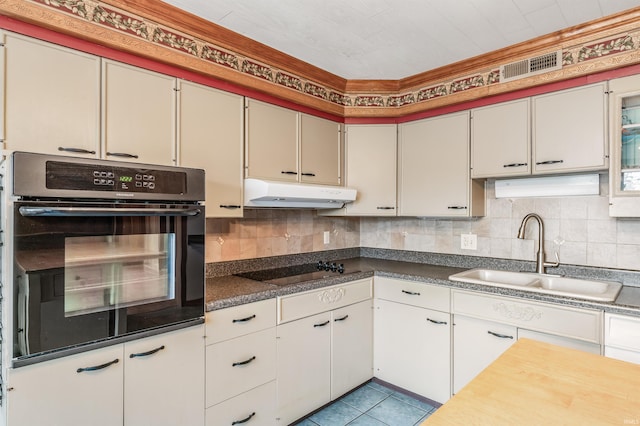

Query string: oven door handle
[19,206,202,217]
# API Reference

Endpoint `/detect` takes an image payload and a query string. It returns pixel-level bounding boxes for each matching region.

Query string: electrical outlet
[461,233,477,250]
[323,231,330,245]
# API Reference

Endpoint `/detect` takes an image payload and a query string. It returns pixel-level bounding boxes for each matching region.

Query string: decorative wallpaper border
[29,0,640,111]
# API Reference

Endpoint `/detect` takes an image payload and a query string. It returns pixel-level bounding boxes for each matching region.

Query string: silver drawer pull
[426,318,447,325]
[402,290,420,296]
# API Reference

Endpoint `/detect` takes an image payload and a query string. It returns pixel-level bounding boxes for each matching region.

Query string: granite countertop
[205,254,640,316]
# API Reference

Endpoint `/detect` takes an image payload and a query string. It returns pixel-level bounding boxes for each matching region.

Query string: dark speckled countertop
[206,249,640,317]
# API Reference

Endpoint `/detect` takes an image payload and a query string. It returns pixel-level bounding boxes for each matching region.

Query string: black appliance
[6,152,205,366]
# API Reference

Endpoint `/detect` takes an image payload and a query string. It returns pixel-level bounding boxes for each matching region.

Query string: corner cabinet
[245,99,341,185]
[177,80,244,217]
[373,277,451,403]
[340,124,397,216]
[1,31,101,157]
[6,325,205,426]
[102,60,176,166]
[608,74,640,216]
[399,111,485,217]
[532,82,608,174]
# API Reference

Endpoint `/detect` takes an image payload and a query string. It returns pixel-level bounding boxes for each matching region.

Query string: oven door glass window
[64,233,176,316]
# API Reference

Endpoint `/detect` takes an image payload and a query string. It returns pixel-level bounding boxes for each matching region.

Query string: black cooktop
[236,261,359,286]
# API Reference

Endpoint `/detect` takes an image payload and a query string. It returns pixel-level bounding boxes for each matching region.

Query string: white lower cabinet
[604,313,640,364]
[123,326,205,426]
[373,277,451,403]
[6,344,123,426]
[331,300,374,400]
[277,311,332,424]
[452,315,517,394]
[205,299,277,425]
[452,290,602,394]
[374,299,451,403]
[276,279,373,425]
[6,325,205,426]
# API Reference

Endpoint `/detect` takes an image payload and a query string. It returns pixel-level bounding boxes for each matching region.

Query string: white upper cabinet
[608,74,640,217]
[245,99,341,185]
[342,124,397,215]
[1,32,100,157]
[245,98,299,181]
[299,113,342,185]
[399,111,484,217]
[178,80,244,217]
[102,59,176,166]
[471,98,531,178]
[532,82,608,174]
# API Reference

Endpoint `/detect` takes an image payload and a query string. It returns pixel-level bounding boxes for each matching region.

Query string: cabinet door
[608,75,640,217]
[532,82,608,174]
[453,315,516,394]
[399,111,479,216]
[124,325,204,426]
[300,114,341,185]
[102,60,176,165]
[6,345,123,426]
[276,311,331,425]
[331,300,373,399]
[2,32,100,157]
[374,299,451,403]
[245,98,298,181]
[178,80,244,217]
[344,124,397,215]
[471,98,530,177]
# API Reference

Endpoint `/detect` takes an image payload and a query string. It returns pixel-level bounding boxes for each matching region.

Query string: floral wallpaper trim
[578,35,635,62]
[27,0,640,111]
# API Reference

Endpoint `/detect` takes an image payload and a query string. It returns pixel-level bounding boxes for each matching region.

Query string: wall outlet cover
[461,233,477,250]
[323,231,330,245]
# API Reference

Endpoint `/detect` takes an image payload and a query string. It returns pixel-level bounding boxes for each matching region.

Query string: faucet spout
[517,213,559,274]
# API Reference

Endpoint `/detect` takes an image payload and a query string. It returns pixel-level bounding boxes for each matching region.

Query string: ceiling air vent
[499,51,562,83]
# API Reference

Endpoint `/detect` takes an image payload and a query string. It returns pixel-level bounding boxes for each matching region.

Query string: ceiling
[162,0,639,80]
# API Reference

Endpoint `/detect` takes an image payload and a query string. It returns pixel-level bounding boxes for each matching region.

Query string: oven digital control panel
[45,161,187,194]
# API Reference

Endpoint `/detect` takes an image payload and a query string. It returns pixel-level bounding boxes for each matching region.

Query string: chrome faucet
[517,213,559,274]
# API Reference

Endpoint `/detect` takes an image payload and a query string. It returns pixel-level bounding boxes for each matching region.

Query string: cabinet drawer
[518,329,601,354]
[206,380,276,426]
[206,298,276,344]
[604,313,640,351]
[374,277,450,312]
[605,346,640,364]
[452,290,602,343]
[206,327,276,407]
[277,279,372,324]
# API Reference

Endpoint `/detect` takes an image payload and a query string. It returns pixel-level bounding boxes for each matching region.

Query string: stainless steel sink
[449,268,622,302]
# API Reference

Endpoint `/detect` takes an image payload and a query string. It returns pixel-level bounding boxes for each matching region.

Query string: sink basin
[449,268,622,302]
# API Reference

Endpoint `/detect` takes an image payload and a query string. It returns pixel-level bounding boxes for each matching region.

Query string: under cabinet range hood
[244,178,357,209]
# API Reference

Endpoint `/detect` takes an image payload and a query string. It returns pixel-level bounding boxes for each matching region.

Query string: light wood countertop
[425,338,640,425]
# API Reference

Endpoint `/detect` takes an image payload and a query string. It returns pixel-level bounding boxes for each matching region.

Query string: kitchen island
[424,338,640,425]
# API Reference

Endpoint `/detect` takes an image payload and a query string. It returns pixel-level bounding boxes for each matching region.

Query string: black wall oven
[6,152,205,366]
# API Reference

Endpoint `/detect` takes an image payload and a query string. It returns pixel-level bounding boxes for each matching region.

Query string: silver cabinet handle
[19,206,201,217]
[377,207,395,210]
[426,318,448,325]
[447,206,468,210]
[402,290,420,296]
[503,163,527,168]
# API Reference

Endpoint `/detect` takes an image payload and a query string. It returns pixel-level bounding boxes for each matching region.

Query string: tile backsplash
[206,176,640,272]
